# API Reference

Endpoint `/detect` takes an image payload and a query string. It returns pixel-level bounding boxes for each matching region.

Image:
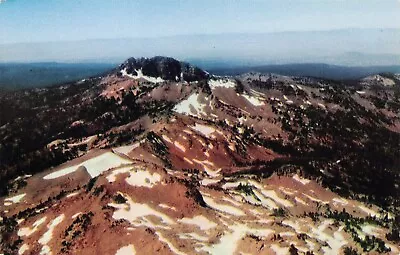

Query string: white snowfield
[107,167,161,188]
[68,135,96,147]
[222,179,293,209]
[18,244,29,255]
[190,123,216,137]
[159,204,177,211]
[113,142,140,156]
[109,195,174,226]
[126,170,161,188]
[178,215,217,231]
[363,75,395,86]
[192,158,220,177]
[157,232,186,255]
[202,196,245,216]
[109,195,200,255]
[162,135,172,143]
[39,214,65,255]
[358,204,380,217]
[270,244,289,255]
[174,141,186,152]
[332,197,348,206]
[201,178,220,186]
[173,93,208,117]
[72,212,81,219]
[208,79,236,90]
[242,94,265,106]
[18,216,47,237]
[4,193,26,206]
[292,174,311,185]
[66,192,79,198]
[283,219,347,254]
[183,157,194,165]
[43,152,133,180]
[121,68,164,84]
[361,224,381,236]
[106,166,134,182]
[115,244,136,255]
[201,223,274,254]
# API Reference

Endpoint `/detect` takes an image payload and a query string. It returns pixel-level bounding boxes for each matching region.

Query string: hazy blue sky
[1,0,400,44]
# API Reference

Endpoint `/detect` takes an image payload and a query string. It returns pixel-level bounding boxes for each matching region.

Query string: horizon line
[1,60,400,70]
[1,27,399,46]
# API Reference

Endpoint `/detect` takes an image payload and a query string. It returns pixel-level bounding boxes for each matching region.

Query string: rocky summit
[1,57,400,255]
[118,56,209,83]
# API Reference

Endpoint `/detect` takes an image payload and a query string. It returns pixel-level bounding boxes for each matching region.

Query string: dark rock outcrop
[118,56,208,82]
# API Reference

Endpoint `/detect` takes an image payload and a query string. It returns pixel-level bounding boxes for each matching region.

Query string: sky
[0,0,399,64]
[1,0,400,44]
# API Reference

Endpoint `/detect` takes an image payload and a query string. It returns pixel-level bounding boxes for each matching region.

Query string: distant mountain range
[1,61,399,90]
[208,63,400,80]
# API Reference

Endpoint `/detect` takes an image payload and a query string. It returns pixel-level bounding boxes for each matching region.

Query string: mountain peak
[118,56,208,83]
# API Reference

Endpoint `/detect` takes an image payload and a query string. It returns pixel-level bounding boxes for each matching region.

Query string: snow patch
[183,157,193,165]
[295,197,308,206]
[358,205,380,217]
[44,152,133,179]
[191,123,216,137]
[113,143,140,156]
[106,166,133,182]
[72,212,81,219]
[173,93,208,117]
[121,68,164,83]
[4,193,26,205]
[179,215,217,231]
[159,204,177,211]
[156,232,186,255]
[209,79,236,90]
[260,190,293,207]
[332,197,348,206]
[201,178,220,186]
[242,94,264,106]
[361,224,381,236]
[109,195,174,226]
[126,170,161,188]
[174,141,186,152]
[271,244,289,255]
[66,192,79,198]
[18,244,29,255]
[203,196,245,216]
[179,232,209,242]
[252,190,278,209]
[39,214,65,255]
[18,217,48,237]
[162,135,172,143]
[293,174,310,185]
[115,244,136,255]
[107,167,161,188]
[201,224,273,254]
[303,193,329,204]
[192,159,220,177]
